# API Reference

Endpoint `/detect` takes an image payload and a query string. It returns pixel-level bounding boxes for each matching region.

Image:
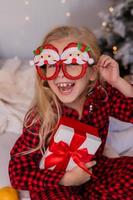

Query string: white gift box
[40,122,101,171]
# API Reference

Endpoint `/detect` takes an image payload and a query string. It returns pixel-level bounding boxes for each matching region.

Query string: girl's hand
[96,55,133,97]
[59,160,96,186]
[97,55,120,85]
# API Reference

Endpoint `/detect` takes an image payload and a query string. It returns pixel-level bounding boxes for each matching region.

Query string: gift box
[40,116,101,175]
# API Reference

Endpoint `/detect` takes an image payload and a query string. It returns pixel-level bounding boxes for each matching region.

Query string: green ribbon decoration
[77,42,82,51]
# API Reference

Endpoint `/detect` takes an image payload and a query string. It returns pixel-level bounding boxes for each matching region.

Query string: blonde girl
[9,26,133,200]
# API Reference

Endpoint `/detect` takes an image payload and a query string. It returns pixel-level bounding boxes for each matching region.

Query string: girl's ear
[89,65,98,81]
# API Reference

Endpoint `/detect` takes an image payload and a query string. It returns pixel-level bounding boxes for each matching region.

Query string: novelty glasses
[33,42,95,80]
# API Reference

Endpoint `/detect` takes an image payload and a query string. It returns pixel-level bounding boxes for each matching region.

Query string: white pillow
[0,57,35,134]
[106,117,133,155]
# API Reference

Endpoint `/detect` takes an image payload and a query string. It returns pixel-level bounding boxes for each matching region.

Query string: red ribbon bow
[45,132,94,176]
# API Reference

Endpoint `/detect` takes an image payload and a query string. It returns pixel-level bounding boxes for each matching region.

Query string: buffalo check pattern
[9,83,133,200]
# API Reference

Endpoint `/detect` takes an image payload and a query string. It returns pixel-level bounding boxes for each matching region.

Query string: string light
[102,22,107,27]
[25,16,30,21]
[113,46,117,51]
[109,7,114,13]
[112,46,118,54]
[25,1,29,5]
[66,12,71,17]
[61,0,66,3]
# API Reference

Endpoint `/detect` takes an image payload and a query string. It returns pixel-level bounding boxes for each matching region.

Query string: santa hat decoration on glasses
[61,42,95,65]
[33,42,95,80]
[33,44,60,80]
[33,44,60,66]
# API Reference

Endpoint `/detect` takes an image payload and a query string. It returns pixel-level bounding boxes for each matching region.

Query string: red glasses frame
[36,61,88,80]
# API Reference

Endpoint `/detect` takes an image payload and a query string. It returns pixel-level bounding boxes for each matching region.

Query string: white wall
[0,0,112,59]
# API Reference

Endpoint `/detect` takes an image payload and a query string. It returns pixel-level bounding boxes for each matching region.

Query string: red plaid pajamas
[9,83,133,200]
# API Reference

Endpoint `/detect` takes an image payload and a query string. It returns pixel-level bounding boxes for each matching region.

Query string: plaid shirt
[9,83,133,200]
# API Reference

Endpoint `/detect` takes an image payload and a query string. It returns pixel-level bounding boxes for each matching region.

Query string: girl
[9,26,133,200]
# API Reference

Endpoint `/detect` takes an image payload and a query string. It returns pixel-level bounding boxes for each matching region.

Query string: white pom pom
[29,60,34,66]
[88,58,94,65]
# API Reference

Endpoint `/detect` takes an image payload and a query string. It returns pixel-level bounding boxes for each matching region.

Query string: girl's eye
[40,64,46,69]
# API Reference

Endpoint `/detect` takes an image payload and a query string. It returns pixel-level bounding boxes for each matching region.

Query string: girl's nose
[58,65,64,78]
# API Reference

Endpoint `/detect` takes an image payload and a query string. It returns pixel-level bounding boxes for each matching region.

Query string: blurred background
[0,0,132,76]
[0,0,110,58]
[0,0,133,195]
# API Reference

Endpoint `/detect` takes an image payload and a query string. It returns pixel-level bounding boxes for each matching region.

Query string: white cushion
[0,131,30,199]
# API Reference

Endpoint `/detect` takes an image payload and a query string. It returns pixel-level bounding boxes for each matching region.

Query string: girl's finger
[103,59,119,69]
[85,160,97,168]
[97,55,111,67]
[101,57,112,67]
[101,60,112,68]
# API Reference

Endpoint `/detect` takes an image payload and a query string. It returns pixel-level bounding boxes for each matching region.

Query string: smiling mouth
[56,82,75,93]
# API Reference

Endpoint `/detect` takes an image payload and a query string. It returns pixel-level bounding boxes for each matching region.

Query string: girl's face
[47,37,91,106]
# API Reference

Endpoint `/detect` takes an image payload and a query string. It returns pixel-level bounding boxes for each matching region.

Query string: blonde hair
[22,26,101,155]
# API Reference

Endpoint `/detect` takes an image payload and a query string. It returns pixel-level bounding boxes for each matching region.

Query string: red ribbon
[45,132,94,176]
